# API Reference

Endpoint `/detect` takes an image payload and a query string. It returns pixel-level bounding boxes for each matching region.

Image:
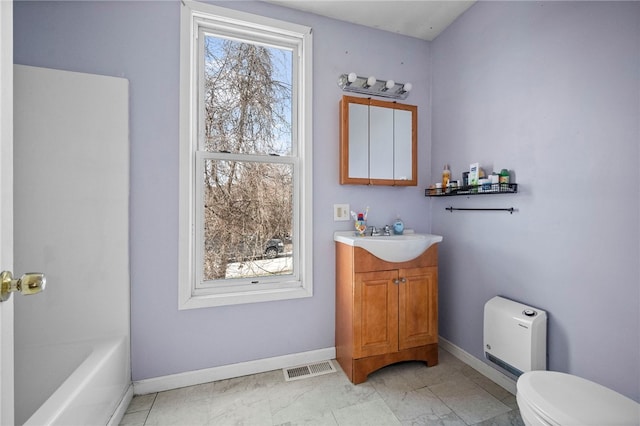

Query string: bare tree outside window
[201,36,294,281]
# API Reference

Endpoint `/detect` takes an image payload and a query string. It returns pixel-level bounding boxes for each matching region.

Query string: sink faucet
[369,226,380,236]
[383,225,391,236]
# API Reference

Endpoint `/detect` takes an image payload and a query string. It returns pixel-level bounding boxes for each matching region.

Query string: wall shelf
[425,183,518,197]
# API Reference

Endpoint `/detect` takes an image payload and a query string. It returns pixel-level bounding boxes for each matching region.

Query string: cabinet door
[393,108,414,182]
[398,267,438,350]
[347,102,369,180]
[354,270,398,358]
[369,105,394,181]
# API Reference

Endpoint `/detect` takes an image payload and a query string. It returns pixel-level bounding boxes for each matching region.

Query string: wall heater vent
[283,360,336,382]
[484,296,547,377]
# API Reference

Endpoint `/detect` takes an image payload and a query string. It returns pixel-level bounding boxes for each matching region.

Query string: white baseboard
[132,341,515,397]
[133,347,336,395]
[439,336,517,395]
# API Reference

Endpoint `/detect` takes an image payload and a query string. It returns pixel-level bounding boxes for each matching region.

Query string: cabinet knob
[393,279,400,285]
[400,277,407,283]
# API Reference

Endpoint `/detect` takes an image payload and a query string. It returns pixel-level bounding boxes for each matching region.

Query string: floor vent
[283,360,336,382]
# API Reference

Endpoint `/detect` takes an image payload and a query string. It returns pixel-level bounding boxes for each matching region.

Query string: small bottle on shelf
[442,164,451,193]
[499,169,510,191]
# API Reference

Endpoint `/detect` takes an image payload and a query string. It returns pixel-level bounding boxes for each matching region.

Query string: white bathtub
[18,337,131,426]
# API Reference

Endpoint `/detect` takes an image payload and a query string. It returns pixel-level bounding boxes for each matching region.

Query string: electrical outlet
[333,204,350,221]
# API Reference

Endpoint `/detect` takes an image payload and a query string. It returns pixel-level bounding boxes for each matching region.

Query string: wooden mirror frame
[339,95,417,186]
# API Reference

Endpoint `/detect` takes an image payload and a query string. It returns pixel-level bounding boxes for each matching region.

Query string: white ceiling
[265,1,476,41]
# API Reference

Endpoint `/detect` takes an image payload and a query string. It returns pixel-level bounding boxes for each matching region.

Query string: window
[179,1,313,309]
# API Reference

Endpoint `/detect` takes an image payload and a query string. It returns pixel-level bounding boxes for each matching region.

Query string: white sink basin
[334,231,443,263]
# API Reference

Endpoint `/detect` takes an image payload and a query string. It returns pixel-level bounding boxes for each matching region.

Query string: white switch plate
[333,204,350,221]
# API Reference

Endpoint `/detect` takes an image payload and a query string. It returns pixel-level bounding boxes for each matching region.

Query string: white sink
[334,231,443,263]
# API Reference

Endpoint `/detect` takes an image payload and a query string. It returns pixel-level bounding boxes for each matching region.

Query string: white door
[0,1,15,424]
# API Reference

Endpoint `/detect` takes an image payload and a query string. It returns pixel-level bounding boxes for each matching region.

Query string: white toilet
[516,370,640,426]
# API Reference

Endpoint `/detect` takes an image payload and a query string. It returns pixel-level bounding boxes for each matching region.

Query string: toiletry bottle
[393,216,404,235]
[499,169,510,191]
[499,169,510,184]
[442,164,451,193]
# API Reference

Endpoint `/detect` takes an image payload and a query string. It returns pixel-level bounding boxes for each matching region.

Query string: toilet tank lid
[517,371,640,425]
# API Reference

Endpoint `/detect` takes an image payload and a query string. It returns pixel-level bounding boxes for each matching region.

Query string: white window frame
[179,1,313,309]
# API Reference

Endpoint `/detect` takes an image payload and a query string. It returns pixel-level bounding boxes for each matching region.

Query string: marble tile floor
[120,348,524,426]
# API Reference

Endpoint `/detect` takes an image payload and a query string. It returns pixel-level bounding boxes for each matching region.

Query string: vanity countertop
[334,230,443,263]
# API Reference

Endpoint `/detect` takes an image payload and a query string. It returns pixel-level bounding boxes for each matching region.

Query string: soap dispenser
[393,215,404,235]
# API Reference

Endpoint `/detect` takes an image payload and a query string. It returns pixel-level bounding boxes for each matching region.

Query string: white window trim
[178,1,313,309]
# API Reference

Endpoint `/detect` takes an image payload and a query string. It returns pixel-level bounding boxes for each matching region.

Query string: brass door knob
[0,271,46,302]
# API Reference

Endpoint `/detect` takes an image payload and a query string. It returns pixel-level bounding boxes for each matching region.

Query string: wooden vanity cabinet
[335,242,439,384]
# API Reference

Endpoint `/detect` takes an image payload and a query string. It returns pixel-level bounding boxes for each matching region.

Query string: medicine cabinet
[340,96,417,186]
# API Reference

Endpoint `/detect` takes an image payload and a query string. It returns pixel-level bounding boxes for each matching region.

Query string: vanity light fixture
[337,72,412,100]
[363,75,376,88]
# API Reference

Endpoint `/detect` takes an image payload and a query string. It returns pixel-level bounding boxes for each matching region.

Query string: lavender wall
[430,1,639,401]
[14,1,432,381]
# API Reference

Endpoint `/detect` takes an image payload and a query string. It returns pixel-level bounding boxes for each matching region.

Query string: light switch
[334,204,350,221]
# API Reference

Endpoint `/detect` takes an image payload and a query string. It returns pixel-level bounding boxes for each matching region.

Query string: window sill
[178,285,313,309]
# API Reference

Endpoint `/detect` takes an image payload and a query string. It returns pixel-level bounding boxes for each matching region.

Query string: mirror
[340,95,417,186]
[347,101,369,180]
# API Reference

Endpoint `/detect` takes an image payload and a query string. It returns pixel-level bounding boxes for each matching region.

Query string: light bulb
[385,80,395,90]
[347,72,357,83]
[366,76,376,87]
[403,82,412,92]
